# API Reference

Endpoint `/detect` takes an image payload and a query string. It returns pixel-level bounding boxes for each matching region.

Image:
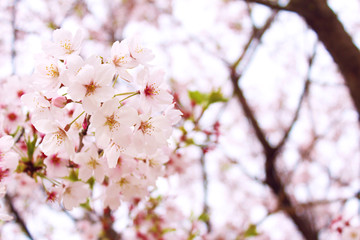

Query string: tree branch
[199,149,211,233]
[241,0,290,11]
[5,194,34,240]
[229,11,319,240]
[286,0,360,118]
[275,44,317,151]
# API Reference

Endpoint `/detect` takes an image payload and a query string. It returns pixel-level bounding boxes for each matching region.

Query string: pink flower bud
[52,96,68,108]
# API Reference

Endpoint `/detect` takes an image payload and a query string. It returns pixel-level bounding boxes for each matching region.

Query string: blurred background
[0,0,360,239]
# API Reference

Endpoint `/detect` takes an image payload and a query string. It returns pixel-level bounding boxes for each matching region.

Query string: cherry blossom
[0,135,19,173]
[68,64,115,114]
[42,28,84,59]
[131,113,172,155]
[73,145,106,182]
[110,40,137,82]
[342,226,360,240]
[137,68,173,112]
[129,37,155,66]
[33,120,74,158]
[61,181,90,210]
[91,99,139,150]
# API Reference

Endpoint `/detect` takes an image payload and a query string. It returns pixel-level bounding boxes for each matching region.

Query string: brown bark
[287,0,360,118]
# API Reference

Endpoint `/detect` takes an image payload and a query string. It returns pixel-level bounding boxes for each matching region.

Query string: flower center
[45,64,59,78]
[87,157,99,169]
[85,81,98,96]
[138,120,154,135]
[7,112,17,122]
[144,83,158,97]
[60,40,74,54]
[55,128,67,146]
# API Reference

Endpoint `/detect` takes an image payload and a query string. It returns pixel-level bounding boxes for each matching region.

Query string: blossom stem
[118,91,140,104]
[112,74,119,87]
[65,111,85,131]
[113,91,139,97]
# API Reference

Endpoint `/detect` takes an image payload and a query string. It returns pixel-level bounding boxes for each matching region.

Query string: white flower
[343,226,360,240]
[61,181,90,210]
[43,28,83,59]
[0,135,19,173]
[129,37,154,65]
[103,183,121,210]
[131,113,172,155]
[73,145,105,183]
[110,40,137,82]
[137,68,173,112]
[33,55,63,92]
[44,154,69,178]
[33,120,74,158]
[68,64,115,114]
[91,99,139,150]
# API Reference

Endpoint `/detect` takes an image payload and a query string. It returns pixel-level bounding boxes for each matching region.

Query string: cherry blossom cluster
[0,28,181,213]
[330,215,360,240]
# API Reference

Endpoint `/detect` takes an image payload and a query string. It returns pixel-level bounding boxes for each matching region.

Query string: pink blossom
[110,40,137,82]
[44,154,69,178]
[61,181,90,210]
[52,96,68,108]
[129,37,154,65]
[33,120,74,158]
[68,64,115,114]
[137,68,173,112]
[91,99,139,150]
[42,28,84,59]
[131,113,172,155]
[73,145,105,183]
[0,135,19,173]
[342,226,360,240]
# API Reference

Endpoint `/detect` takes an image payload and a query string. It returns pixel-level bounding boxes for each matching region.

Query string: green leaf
[244,224,258,238]
[162,228,176,235]
[25,135,38,161]
[80,199,92,211]
[67,170,79,182]
[198,212,210,222]
[188,90,208,105]
[208,89,228,105]
[87,177,95,190]
[188,89,228,110]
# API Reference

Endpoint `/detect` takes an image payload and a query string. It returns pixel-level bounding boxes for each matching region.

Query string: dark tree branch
[286,0,360,118]
[241,0,290,11]
[247,0,360,118]
[229,12,319,240]
[5,194,34,240]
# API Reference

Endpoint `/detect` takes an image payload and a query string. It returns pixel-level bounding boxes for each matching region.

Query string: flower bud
[52,96,68,108]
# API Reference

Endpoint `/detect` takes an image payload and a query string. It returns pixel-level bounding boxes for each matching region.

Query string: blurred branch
[275,44,317,151]
[5,194,34,240]
[199,149,212,233]
[11,0,20,74]
[242,0,360,119]
[229,11,319,240]
[231,10,278,72]
[287,0,360,118]
[100,207,122,240]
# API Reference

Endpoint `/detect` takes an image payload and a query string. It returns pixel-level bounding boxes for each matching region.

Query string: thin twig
[275,43,317,151]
